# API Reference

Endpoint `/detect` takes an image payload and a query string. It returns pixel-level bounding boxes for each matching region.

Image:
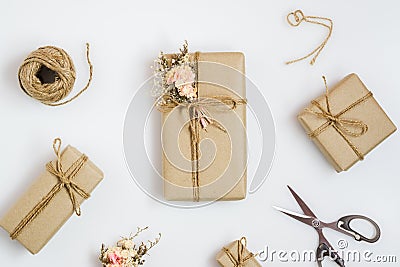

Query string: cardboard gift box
[0,140,104,254]
[216,237,261,267]
[162,52,247,201]
[298,74,397,172]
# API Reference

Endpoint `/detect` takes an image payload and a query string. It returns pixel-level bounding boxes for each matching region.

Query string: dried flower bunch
[153,40,197,105]
[99,227,161,267]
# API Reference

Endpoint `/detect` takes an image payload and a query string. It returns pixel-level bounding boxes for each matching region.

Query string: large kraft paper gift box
[216,237,261,267]
[298,74,397,172]
[162,52,247,201]
[0,139,104,254]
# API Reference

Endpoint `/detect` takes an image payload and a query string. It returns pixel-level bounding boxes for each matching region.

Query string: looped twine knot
[223,237,257,267]
[306,76,372,160]
[309,99,368,138]
[285,10,333,65]
[160,95,246,132]
[287,10,306,27]
[10,138,90,240]
[188,97,245,131]
[18,43,93,106]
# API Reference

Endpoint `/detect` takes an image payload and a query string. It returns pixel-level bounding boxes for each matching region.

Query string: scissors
[274,186,381,267]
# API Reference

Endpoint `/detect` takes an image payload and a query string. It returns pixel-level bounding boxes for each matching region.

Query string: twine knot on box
[306,76,373,160]
[223,237,257,267]
[10,138,90,239]
[18,43,93,106]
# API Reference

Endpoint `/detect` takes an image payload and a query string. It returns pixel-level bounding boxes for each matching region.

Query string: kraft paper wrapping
[298,73,397,172]
[162,52,247,201]
[216,239,261,267]
[0,145,104,254]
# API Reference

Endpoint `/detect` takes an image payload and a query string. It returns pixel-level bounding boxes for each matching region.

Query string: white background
[0,0,399,266]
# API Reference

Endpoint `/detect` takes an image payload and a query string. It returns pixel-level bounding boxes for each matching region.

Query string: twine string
[286,10,333,65]
[305,77,373,160]
[223,237,256,267]
[10,138,90,240]
[191,51,201,202]
[18,43,93,106]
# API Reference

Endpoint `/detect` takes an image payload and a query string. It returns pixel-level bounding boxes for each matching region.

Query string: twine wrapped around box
[304,76,372,160]
[158,80,246,201]
[298,74,397,172]
[155,43,247,201]
[10,138,90,239]
[0,138,104,254]
[216,237,261,267]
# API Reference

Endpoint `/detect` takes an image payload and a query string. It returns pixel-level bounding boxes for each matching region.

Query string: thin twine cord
[191,51,201,201]
[285,10,333,65]
[18,43,93,106]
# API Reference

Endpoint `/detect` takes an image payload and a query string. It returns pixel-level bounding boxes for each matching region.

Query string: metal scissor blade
[273,206,315,227]
[287,185,318,218]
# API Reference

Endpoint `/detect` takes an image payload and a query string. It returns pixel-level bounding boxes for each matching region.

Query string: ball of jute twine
[18,43,93,106]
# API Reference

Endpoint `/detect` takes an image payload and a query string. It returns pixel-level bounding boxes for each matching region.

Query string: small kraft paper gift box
[155,42,247,201]
[298,74,397,172]
[0,138,104,254]
[216,237,261,267]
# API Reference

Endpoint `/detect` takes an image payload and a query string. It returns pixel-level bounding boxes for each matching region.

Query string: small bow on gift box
[10,138,90,239]
[305,76,372,160]
[223,237,256,266]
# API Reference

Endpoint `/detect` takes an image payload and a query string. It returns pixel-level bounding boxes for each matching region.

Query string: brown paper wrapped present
[0,138,104,254]
[298,74,397,172]
[216,237,261,267]
[161,51,247,201]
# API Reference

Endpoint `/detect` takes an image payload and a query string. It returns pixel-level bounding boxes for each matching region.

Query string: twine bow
[306,77,373,160]
[10,138,90,240]
[286,10,333,65]
[223,237,256,267]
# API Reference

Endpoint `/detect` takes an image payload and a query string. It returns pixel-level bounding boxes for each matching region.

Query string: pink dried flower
[166,65,195,85]
[165,65,197,99]
[178,84,196,98]
[108,252,122,265]
[100,227,161,267]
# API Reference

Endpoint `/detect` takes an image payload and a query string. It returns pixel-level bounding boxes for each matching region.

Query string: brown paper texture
[298,73,397,172]
[162,52,247,201]
[216,239,261,267]
[0,145,104,254]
